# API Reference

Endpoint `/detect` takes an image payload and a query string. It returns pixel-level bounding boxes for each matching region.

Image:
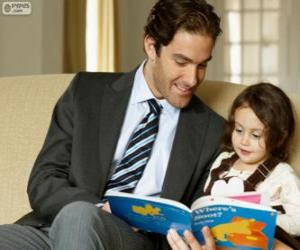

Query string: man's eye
[198,63,207,69]
[175,61,186,66]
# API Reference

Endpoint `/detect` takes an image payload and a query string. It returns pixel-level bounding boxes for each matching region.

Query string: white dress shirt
[112,61,180,197]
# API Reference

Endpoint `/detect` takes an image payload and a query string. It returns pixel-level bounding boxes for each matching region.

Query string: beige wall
[116,0,155,72]
[0,0,153,76]
[0,0,64,76]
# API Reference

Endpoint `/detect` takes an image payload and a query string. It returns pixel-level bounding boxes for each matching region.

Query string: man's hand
[167,227,216,250]
[101,202,111,213]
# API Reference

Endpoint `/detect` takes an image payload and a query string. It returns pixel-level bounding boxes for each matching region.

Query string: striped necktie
[105,99,162,193]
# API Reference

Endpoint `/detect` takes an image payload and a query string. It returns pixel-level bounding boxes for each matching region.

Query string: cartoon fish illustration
[132,204,161,216]
[211,217,268,249]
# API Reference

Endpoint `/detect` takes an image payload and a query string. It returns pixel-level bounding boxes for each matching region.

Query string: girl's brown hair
[223,83,295,161]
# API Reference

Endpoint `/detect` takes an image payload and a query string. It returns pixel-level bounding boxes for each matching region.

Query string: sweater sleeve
[257,163,300,236]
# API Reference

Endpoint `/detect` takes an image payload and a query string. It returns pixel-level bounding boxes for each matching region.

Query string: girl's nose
[241,134,250,145]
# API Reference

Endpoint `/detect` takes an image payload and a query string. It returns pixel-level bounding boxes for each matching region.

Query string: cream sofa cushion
[0,75,72,224]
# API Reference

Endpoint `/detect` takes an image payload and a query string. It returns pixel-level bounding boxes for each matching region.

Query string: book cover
[191,196,277,250]
[106,191,277,250]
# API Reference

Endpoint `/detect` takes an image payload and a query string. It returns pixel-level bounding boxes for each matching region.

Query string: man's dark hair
[144,0,222,54]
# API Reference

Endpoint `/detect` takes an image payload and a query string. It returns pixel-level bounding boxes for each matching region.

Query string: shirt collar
[131,60,153,105]
[131,60,179,116]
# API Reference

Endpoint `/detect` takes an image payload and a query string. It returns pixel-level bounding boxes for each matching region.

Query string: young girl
[203,82,300,249]
[167,83,300,250]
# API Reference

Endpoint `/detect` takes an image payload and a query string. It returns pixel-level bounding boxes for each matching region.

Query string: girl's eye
[252,134,261,139]
[235,128,243,134]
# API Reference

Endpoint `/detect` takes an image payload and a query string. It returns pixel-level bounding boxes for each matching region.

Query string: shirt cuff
[95,203,104,208]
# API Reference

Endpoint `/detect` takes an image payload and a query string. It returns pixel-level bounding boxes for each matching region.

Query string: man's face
[144,30,214,108]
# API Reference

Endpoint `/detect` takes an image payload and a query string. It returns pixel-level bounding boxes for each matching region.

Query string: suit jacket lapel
[97,70,136,194]
[161,97,209,201]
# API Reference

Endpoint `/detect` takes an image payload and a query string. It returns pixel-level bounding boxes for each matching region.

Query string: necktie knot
[147,99,162,116]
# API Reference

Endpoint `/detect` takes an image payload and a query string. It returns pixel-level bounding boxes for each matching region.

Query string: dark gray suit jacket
[16,70,225,246]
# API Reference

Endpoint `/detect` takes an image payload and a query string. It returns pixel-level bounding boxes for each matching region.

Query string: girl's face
[232,106,269,168]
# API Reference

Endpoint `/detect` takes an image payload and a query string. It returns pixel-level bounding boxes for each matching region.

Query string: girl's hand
[273,239,293,250]
[167,226,216,250]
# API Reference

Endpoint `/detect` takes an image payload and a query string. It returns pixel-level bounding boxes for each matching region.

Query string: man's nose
[185,66,198,86]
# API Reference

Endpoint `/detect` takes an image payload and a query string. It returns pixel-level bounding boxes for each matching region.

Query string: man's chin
[168,96,192,109]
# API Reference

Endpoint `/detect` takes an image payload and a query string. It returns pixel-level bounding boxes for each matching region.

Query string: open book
[106,191,277,250]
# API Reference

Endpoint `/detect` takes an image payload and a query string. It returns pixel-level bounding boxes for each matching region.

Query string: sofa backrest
[0,74,72,224]
[0,75,299,225]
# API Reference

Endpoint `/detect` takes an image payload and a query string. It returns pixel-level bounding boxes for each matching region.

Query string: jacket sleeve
[27,73,100,222]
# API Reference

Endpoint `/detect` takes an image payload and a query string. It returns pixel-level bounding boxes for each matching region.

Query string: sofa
[0,74,299,225]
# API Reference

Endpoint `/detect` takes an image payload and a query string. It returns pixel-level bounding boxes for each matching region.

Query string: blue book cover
[106,191,277,250]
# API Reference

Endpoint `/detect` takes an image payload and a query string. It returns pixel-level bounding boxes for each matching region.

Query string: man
[0,0,224,249]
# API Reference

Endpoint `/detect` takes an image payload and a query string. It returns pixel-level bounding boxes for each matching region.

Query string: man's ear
[144,35,157,61]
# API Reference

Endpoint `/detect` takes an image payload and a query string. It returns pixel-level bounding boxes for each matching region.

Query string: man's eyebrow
[173,54,192,62]
[173,54,213,64]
